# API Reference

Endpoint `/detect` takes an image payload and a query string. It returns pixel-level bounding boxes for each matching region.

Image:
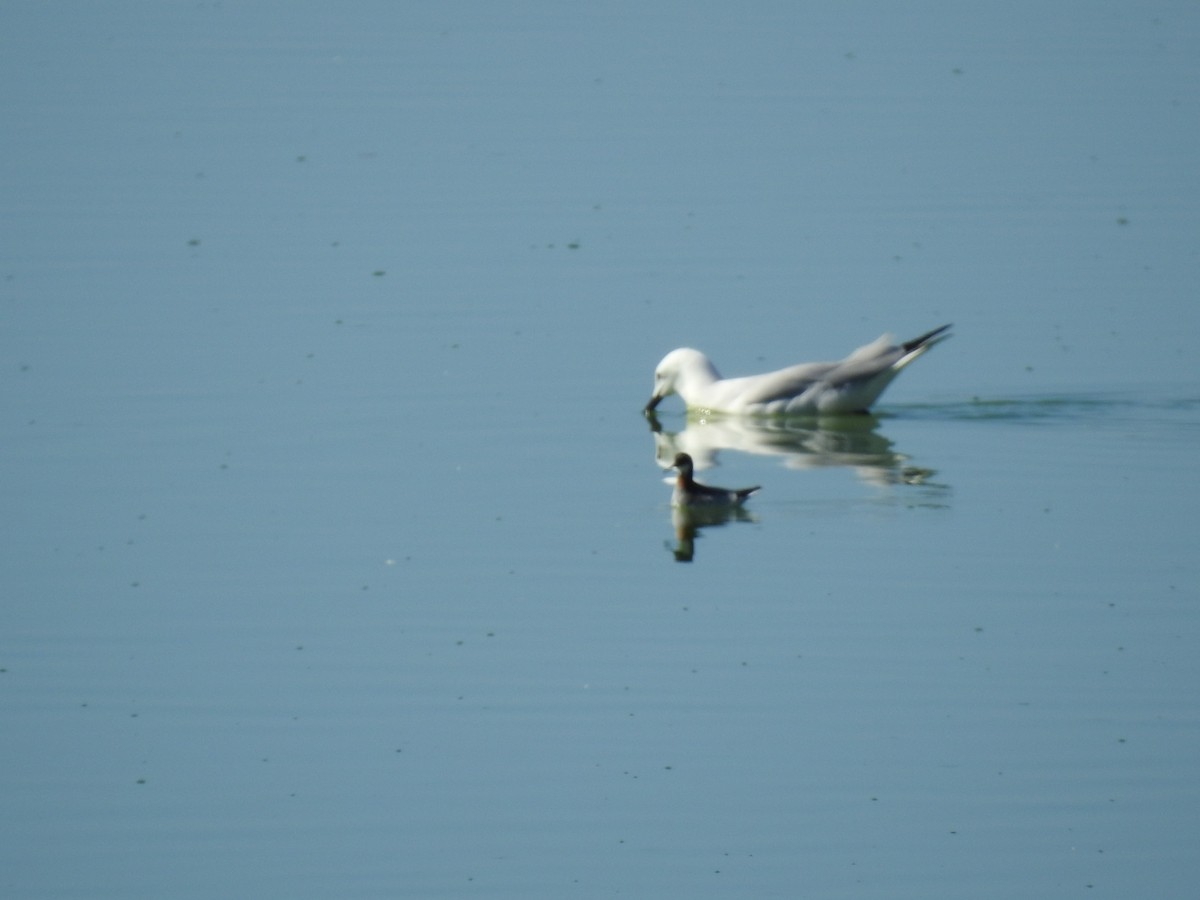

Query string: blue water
[3,3,1199,898]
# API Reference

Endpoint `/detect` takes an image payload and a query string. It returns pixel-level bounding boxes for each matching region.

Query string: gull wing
[812,326,953,389]
[732,361,839,405]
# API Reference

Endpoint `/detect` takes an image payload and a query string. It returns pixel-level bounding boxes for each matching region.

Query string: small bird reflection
[669,503,757,563]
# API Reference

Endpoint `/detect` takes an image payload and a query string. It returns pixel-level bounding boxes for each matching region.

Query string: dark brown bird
[670,453,760,508]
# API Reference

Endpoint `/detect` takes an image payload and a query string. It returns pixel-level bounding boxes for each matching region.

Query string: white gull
[645,324,952,416]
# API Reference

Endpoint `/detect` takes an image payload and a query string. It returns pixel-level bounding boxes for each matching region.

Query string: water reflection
[644,410,937,488]
[668,503,757,562]
[646,411,950,562]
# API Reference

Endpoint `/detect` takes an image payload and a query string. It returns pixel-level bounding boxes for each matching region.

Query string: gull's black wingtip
[903,323,953,353]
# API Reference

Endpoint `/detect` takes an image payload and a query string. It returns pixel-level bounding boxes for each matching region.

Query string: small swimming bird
[645,324,952,416]
[670,452,760,508]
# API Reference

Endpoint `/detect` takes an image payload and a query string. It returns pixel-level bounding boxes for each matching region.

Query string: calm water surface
[3,4,1199,899]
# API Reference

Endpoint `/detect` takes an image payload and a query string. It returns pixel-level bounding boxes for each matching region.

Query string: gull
[645,324,952,416]
[669,452,760,508]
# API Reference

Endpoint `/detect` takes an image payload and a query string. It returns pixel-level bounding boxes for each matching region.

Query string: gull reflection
[646,412,948,561]
[645,410,936,488]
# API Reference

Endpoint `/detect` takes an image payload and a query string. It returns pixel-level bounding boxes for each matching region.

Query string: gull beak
[644,394,663,412]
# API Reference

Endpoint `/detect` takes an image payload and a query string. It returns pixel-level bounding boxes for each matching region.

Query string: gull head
[645,348,718,412]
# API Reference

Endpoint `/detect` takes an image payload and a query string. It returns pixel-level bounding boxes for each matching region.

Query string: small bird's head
[671,452,695,478]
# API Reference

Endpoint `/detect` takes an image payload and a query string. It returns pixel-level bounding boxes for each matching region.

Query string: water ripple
[889,388,1200,428]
